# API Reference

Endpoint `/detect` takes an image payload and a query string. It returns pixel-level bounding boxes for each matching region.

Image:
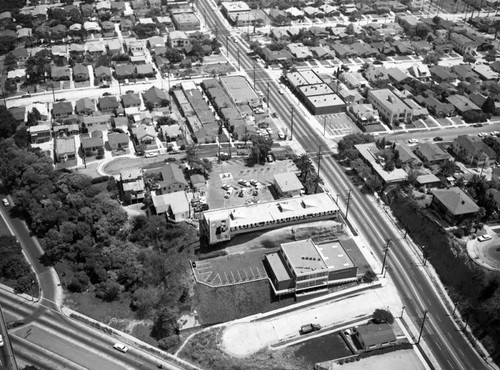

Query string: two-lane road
[196,1,492,369]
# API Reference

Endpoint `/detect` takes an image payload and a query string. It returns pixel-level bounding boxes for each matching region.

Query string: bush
[68,271,90,293]
[453,228,465,238]
[198,250,228,260]
[91,175,110,184]
[158,335,180,350]
[372,308,394,324]
[362,270,377,283]
[95,280,121,302]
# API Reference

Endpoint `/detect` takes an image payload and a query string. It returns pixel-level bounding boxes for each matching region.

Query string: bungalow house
[98,96,120,113]
[81,130,104,156]
[51,45,68,58]
[262,48,294,64]
[108,132,130,151]
[86,41,106,54]
[28,122,52,144]
[445,94,481,115]
[431,187,479,225]
[452,135,496,168]
[472,64,499,81]
[413,142,452,165]
[121,92,141,108]
[53,123,80,137]
[73,63,89,82]
[82,114,111,132]
[407,64,430,81]
[341,72,370,89]
[51,66,71,81]
[451,64,477,81]
[142,86,168,107]
[161,124,183,142]
[55,136,76,162]
[349,103,380,126]
[396,144,423,170]
[75,98,95,115]
[113,116,129,131]
[267,9,291,26]
[11,48,29,63]
[147,36,166,53]
[69,43,86,57]
[354,323,397,352]
[136,63,155,78]
[101,21,116,37]
[115,63,136,80]
[51,24,67,40]
[107,39,122,54]
[94,66,113,84]
[132,124,157,145]
[158,163,188,194]
[417,96,455,117]
[310,46,335,60]
[387,67,410,83]
[120,168,145,203]
[429,66,458,82]
[190,174,206,193]
[287,43,313,61]
[120,19,134,32]
[364,65,389,84]
[53,101,73,119]
[152,191,191,221]
[416,173,442,189]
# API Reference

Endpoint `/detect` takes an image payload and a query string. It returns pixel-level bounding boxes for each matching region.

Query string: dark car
[433,136,443,141]
[473,123,483,127]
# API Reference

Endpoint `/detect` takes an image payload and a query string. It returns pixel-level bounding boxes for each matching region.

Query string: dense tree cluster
[0,235,36,294]
[0,139,196,339]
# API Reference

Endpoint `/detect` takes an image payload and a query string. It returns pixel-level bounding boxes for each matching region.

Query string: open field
[293,332,352,365]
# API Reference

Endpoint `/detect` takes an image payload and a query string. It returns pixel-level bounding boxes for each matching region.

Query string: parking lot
[320,113,361,137]
[194,249,269,287]
[206,158,298,209]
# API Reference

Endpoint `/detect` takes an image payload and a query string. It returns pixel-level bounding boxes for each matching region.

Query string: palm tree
[296,153,314,183]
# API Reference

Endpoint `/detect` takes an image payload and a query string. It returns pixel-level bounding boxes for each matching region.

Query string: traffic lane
[0,203,58,306]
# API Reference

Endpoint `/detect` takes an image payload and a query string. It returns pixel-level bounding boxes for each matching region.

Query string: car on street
[408,138,419,144]
[267,154,274,162]
[0,334,4,347]
[222,184,232,191]
[433,136,443,141]
[113,343,128,353]
[478,234,492,242]
[145,152,158,158]
[250,179,259,186]
[2,198,9,207]
[277,131,286,140]
[278,89,284,95]
[473,123,483,127]
[478,133,487,137]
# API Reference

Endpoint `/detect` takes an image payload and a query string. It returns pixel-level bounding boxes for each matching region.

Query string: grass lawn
[0,213,11,235]
[179,329,307,370]
[293,332,352,365]
[194,279,295,325]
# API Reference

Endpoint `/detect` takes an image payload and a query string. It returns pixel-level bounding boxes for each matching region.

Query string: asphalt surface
[196,1,493,369]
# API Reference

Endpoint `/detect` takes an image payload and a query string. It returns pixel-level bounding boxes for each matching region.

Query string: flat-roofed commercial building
[200,193,339,245]
[274,172,303,198]
[265,238,358,296]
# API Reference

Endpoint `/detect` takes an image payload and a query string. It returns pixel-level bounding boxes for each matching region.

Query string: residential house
[449,32,479,55]
[190,174,206,193]
[107,39,122,54]
[349,103,380,125]
[354,323,397,352]
[8,106,26,122]
[445,94,481,115]
[51,24,67,40]
[396,144,423,169]
[55,137,76,162]
[152,191,191,221]
[101,21,116,37]
[121,92,141,108]
[115,63,136,80]
[75,98,95,115]
[11,48,29,63]
[417,96,455,117]
[451,64,476,81]
[53,123,80,137]
[387,67,410,84]
[86,41,106,54]
[94,66,113,84]
[120,168,145,203]
[274,173,304,198]
[28,122,52,144]
[431,187,479,225]
[120,19,134,32]
[158,164,188,194]
[51,66,71,81]
[81,130,104,156]
[113,116,129,131]
[136,63,155,78]
[98,96,120,113]
[108,132,130,151]
[142,86,168,108]
[429,66,458,82]
[53,101,73,119]
[341,72,370,89]
[147,36,166,54]
[355,143,408,185]
[262,48,294,64]
[413,142,452,165]
[132,124,157,145]
[468,92,488,110]
[472,64,499,81]
[73,63,89,82]
[82,114,111,132]
[161,124,183,142]
[416,173,441,188]
[51,45,67,58]
[168,30,190,49]
[452,135,496,168]
[364,65,389,84]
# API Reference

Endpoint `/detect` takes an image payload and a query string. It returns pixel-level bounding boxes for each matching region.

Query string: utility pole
[215,25,218,39]
[401,305,406,319]
[237,49,240,71]
[323,116,327,136]
[315,145,322,194]
[345,189,352,221]
[290,106,295,140]
[417,310,428,344]
[266,82,270,112]
[381,238,391,275]
[226,35,229,57]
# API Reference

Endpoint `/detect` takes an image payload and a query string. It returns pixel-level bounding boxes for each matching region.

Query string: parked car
[224,189,233,198]
[0,334,4,347]
[238,179,250,187]
[278,89,284,95]
[113,343,128,353]
[250,179,259,186]
[266,154,274,162]
[145,152,158,158]
[2,198,9,207]
[433,136,443,141]
[222,184,232,191]
[408,138,419,144]
[300,323,321,335]
[478,234,492,242]
[473,123,483,127]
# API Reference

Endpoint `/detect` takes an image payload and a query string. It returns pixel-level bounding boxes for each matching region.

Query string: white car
[238,179,250,187]
[224,189,233,199]
[221,184,232,191]
[2,198,9,207]
[0,334,4,347]
[250,179,259,186]
[478,234,492,242]
[408,139,419,144]
[145,152,158,158]
[478,133,487,138]
[113,343,128,353]
[278,89,284,95]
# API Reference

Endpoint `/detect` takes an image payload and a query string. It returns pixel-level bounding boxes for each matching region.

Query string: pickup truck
[300,323,321,335]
